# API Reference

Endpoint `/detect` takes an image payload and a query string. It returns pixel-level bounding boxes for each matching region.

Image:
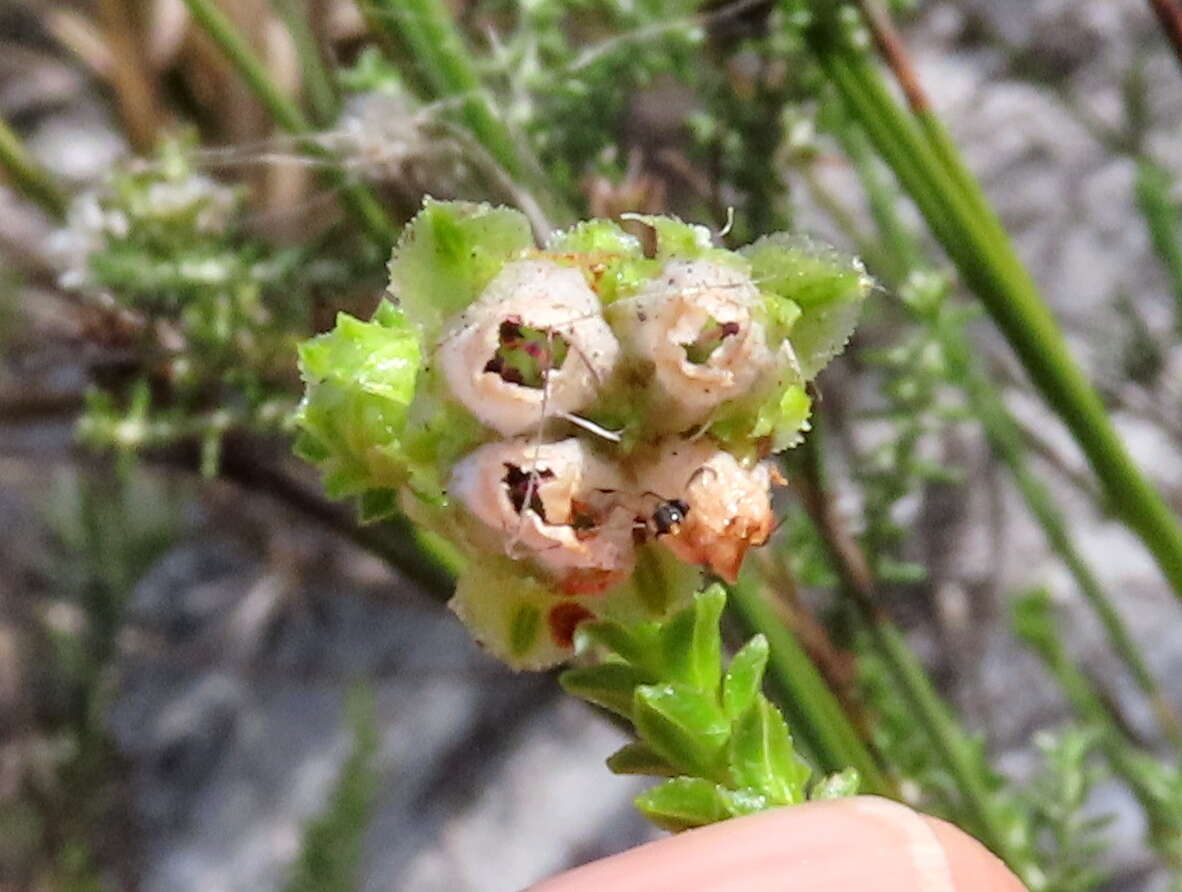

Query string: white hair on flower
[438,259,620,436]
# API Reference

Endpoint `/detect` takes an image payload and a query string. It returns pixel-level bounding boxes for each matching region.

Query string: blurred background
[2,0,1182,889]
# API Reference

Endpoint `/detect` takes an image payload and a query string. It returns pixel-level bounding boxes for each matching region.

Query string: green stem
[358,0,572,230]
[805,19,1182,603]
[179,0,396,246]
[1134,158,1182,334]
[271,0,340,126]
[0,114,67,218]
[727,575,892,796]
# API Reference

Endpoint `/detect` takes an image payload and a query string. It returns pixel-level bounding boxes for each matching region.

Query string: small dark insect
[650,498,690,536]
[631,491,690,543]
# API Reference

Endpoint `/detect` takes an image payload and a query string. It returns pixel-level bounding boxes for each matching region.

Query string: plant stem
[1135,159,1182,334]
[727,575,891,796]
[357,0,572,231]
[804,14,1182,603]
[795,430,1018,865]
[1016,592,1182,865]
[271,0,341,126]
[179,0,396,246]
[0,114,67,218]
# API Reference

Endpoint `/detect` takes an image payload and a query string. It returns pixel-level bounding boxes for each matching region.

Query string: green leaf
[633,683,731,779]
[722,635,769,721]
[728,695,811,805]
[661,586,726,694]
[606,742,677,777]
[295,304,422,498]
[811,767,861,801]
[634,778,734,832]
[388,199,534,339]
[560,663,655,719]
[578,620,662,675]
[741,233,871,379]
[358,488,399,523]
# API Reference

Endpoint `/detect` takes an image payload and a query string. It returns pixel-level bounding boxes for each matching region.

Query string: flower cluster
[296,200,870,668]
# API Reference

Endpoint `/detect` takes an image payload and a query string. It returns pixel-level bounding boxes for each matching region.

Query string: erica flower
[635,439,780,583]
[449,437,636,595]
[296,199,870,668]
[438,260,619,436]
[615,259,772,432]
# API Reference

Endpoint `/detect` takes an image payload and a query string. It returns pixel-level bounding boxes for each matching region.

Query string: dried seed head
[438,259,620,436]
[449,437,636,594]
[619,259,772,430]
[637,438,778,583]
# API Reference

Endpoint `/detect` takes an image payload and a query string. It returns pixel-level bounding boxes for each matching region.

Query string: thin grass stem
[0,114,67,218]
[179,0,396,246]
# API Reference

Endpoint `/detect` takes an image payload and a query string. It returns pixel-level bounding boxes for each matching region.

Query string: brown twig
[851,0,929,115]
[1148,0,1182,78]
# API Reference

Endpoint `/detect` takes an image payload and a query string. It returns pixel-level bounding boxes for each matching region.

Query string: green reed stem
[179,0,396,246]
[0,114,67,218]
[804,16,1182,604]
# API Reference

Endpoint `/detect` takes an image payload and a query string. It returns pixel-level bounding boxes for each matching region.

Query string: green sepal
[633,683,731,780]
[810,767,860,801]
[722,634,769,721]
[634,778,735,832]
[710,373,812,458]
[292,431,330,463]
[388,198,534,339]
[545,219,653,305]
[727,695,811,806]
[508,603,542,660]
[660,586,726,693]
[741,233,871,379]
[559,662,656,719]
[619,214,734,265]
[606,742,678,777]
